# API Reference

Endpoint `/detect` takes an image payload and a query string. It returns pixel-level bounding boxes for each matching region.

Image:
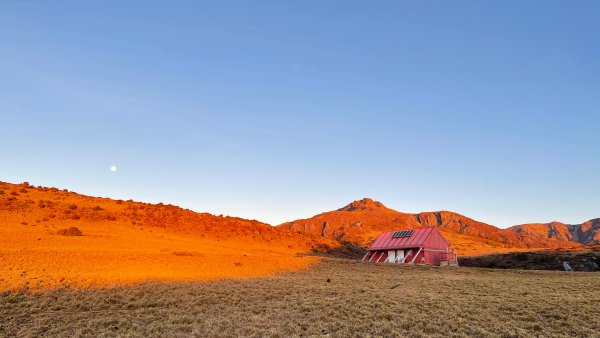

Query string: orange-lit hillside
[0,181,332,291]
[279,198,587,255]
[2,181,595,291]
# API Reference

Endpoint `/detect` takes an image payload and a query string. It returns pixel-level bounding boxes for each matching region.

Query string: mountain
[279,198,590,255]
[510,219,600,246]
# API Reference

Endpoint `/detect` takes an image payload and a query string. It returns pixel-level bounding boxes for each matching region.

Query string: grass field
[2,259,599,337]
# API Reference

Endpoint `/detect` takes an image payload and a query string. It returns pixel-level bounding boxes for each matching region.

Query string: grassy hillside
[0,181,331,290]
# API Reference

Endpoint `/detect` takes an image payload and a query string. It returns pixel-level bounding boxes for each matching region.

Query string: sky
[1,1,599,227]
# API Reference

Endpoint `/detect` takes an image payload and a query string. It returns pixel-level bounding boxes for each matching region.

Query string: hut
[362,227,457,266]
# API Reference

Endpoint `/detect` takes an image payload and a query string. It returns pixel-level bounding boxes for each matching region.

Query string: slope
[510,219,600,246]
[0,181,330,290]
[279,198,585,255]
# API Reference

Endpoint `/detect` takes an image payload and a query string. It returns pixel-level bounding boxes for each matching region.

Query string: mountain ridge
[279,197,596,255]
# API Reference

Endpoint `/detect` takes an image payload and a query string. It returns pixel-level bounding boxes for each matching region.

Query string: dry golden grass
[2,259,599,337]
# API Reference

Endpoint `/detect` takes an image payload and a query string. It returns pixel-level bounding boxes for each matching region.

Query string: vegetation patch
[56,227,83,237]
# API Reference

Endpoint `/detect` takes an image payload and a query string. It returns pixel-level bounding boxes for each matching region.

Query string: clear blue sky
[1,1,598,227]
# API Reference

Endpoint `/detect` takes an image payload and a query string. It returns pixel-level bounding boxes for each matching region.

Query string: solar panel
[392,229,414,238]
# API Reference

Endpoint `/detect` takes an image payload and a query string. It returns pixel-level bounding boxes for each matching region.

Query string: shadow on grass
[310,241,367,260]
[459,249,600,271]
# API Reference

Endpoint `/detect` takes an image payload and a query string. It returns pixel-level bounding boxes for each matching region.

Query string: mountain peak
[338,198,386,212]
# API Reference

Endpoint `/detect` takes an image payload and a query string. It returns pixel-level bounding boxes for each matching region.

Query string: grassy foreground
[2,259,599,337]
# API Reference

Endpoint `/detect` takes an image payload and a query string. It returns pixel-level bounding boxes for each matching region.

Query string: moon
[110,165,117,172]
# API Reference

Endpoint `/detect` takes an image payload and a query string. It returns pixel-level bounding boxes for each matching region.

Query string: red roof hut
[362,227,457,266]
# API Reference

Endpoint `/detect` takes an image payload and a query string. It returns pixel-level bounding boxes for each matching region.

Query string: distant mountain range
[510,219,600,246]
[279,198,599,255]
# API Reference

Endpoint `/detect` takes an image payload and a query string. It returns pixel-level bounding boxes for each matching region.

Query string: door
[396,249,405,263]
[386,250,396,263]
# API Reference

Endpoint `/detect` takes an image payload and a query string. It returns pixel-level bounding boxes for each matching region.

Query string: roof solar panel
[392,229,414,238]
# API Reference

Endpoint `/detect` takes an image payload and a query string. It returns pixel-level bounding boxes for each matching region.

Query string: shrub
[56,227,83,236]
[93,205,104,211]
[172,251,194,256]
[68,204,78,210]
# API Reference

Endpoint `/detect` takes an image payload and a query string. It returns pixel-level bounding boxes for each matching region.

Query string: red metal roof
[368,227,436,250]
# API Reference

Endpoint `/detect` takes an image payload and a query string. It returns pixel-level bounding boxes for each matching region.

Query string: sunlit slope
[509,219,600,246]
[279,198,586,255]
[0,181,329,290]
